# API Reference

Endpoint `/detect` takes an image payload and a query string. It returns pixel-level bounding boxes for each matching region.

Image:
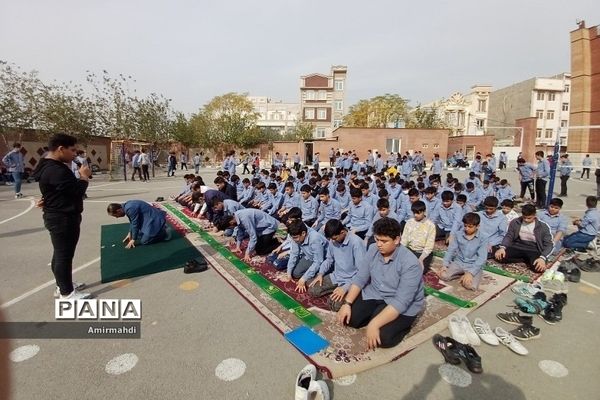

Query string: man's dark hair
[372,217,401,239]
[287,220,308,236]
[456,194,467,203]
[483,196,499,208]
[267,183,277,190]
[13,142,21,148]
[214,215,235,231]
[465,182,475,190]
[318,187,330,196]
[349,187,362,198]
[586,196,598,208]
[424,187,437,195]
[521,204,537,216]
[284,182,294,190]
[463,212,480,226]
[377,198,390,209]
[501,199,514,208]
[408,188,419,197]
[300,184,312,193]
[48,133,77,151]
[441,190,454,201]
[214,176,226,185]
[549,198,563,208]
[454,183,464,192]
[411,200,426,214]
[324,219,346,239]
[286,207,302,221]
[107,203,123,215]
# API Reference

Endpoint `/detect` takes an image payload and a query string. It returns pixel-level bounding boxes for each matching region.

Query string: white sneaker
[552,271,565,283]
[295,364,317,400]
[54,282,86,298]
[460,316,481,346]
[473,318,499,346]
[511,282,543,298]
[307,380,330,400]
[448,315,469,344]
[59,289,92,300]
[494,327,528,355]
[15,193,23,199]
[541,269,554,281]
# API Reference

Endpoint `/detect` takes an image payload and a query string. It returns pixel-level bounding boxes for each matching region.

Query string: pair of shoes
[54,282,86,298]
[511,282,543,298]
[494,327,529,355]
[513,292,548,314]
[59,289,92,300]
[577,258,600,272]
[557,264,582,282]
[472,318,500,346]
[541,271,568,294]
[448,315,480,346]
[184,258,209,274]
[432,335,483,373]
[14,192,23,199]
[497,311,533,325]
[295,364,329,400]
[540,293,567,325]
[510,324,541,340]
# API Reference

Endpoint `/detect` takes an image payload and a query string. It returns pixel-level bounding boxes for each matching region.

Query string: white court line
[580,279,600,291]
[0,256,100,309]
[88,181,126,188]
[0,199,35,225]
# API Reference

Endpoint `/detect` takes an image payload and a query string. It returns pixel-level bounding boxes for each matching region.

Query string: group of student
[169,151,600,350]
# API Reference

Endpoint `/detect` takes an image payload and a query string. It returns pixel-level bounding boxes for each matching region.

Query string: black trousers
[142,164,150,181]
[349,294,417,348]
[242,164,250,174]
[535,178,547,208]
[131,166,142,181]
[581,168,590,179]
[560,176,569,196]
[181,162,188,170]
[435,226,451,241]
[44,213,82,295]
[255,233,279,255]
[499,161,506,170]
[520,180,534,199]
[500,244,540,269]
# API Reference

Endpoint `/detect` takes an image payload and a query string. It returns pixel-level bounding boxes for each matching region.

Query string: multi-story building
[569,21,600,153]
[299,65,347,138]
[487,74,571,148]
[423,85,492,137]
[248,96,299,135]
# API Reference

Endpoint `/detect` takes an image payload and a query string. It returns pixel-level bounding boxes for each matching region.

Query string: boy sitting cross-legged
[336,217,424,350]
[307,219,366,311]
[400,200,436,274]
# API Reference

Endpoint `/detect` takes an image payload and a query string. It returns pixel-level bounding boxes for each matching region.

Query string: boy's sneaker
[496,312,533,326]
[448,315,469,344]
[472,318,499,346]
[59,289,92,300]
[558,264,581,282]
[460,316,481,346]
[551,271,565,282]
[541,269,555,281]
[15,192,23,199]
[513,293,548,314]
[511,282,543,298]
[579,258,600,273]
[540,293,567,325]
[54,282,86,298]
[307,380,330,400]
[494,327,529,355]
[541,279,568,294]
[295,364,316,400]
[510,324,541,341]
[183,259,209,274]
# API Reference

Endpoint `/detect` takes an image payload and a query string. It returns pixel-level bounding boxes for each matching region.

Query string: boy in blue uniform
[563,196,600,250]
[336,217,424,349]
[536,198,568,255]
[107,200,171,248]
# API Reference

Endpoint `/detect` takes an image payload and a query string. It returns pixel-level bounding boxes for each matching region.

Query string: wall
[488,78,536,140]
[515,117,538,161]
[447,135,494,159]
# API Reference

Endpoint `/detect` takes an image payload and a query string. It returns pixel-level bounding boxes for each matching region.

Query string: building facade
[487,74,571,148]
[299,65,347,138]
[569,21,600,153]
[423,85,492,137]
[248,96,299,135]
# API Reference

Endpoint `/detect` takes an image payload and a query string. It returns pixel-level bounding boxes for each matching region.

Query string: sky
[1,0,599,114]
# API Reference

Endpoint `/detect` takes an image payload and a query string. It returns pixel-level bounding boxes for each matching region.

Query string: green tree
[343,94,409,128]
[283,119,314,141]
[134,93,174,144]
[406,104,446,129]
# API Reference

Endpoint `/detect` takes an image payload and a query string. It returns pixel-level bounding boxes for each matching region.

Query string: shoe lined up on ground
[183,258,208,274]
[514,292,549,314]
[472,318,499,346]
[557,264,582,282]
[577,257,600,273]
[495,327,529,355]
[511,282,543,298]
[448,315,480,346]
[294,364,329,400]
[510,324,541,341]
[432,334,482,373]
[540,293,567,325]
[496,312,533,326]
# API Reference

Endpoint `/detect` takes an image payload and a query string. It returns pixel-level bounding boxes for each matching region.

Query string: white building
[423,85,492,136]
[488,73,571,147]
[248,96,299,135]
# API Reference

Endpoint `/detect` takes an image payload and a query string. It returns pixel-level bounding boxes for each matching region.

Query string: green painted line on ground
[164,204,322,327]
[432,249,531,283]
[424,286,476,308]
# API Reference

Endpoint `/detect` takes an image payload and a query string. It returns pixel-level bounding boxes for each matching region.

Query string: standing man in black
[535,151,550,208]
[33,133,91,299]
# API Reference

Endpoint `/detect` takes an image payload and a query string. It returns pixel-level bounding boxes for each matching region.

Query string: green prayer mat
[100,223,202,283]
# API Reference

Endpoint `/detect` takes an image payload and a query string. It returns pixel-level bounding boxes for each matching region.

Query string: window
[561,120,568,128]
[385,138,400,153]
[334,100,343,111]
[564,84,570,93]
[334,80,344,91]
[273,112,280,120]
[317,108,327,120]
[547,110,554,120]
[536,128,542,138]
[545,129,553,138]
[306,91,315,100]
[476,119,485,129]
[537,92,545,101]
[433,144,440,148]
[562,103,569,111]
[422,144,429,148]
[318,91,327,100]
[316,128,326,138]
[536,110,544,119]
[333,119,342,128]
[477,99,487,112]
[304,108,315,119]
[548,92,556,101]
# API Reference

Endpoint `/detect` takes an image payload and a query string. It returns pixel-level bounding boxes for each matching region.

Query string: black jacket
[32,158,88,214]
[500,217,553,260]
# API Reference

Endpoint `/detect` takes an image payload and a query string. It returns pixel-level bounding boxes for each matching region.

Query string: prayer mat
[100,222,203,283]
[162,203,515,378]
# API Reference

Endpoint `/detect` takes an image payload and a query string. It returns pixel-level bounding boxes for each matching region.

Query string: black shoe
[184,258,208,274]
[454,342,483,374]
[540,293,566,324]
[510,324,541,340]
[579,258,600,272]
[497,312,533,326]
[156,196,165,202]
[432,335,461,365]
[549,293,568,307]
[558,264,581,282]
